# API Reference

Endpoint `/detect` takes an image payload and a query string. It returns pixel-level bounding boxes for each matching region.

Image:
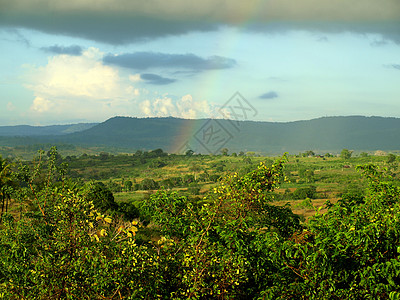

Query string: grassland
[17,149,393,221]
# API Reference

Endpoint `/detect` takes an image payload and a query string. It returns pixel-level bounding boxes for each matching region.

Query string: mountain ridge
[1,116,399,154]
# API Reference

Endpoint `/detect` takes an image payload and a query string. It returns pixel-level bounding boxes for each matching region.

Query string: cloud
[6,102,16,111]
[23,47,140,119]
[41,45,82,56]
[140,74,176,85]
[259,91,278,99]
[2,28,31,47]
[31,96,53,113]
[370,39,389,47]
[2,0,399,44]
[383,64,400,70]
[103,52,236,71]
[140,94,213,119]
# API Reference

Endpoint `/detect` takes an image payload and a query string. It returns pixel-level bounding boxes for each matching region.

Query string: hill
[1,116,400,154]
[0,123,97,136]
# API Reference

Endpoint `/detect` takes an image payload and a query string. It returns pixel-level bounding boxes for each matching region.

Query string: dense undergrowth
[1,149,400,299]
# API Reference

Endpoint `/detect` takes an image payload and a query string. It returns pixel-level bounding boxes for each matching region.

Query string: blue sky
[0,0,399,125]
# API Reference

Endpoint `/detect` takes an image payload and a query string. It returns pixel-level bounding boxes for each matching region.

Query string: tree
[340,148,352,159]
[85,182,117,212]
[125,180,133,191]
[387,153,396,164]
[141,178,159,190]
[149,148,166,157]
[0,156,14,222]
[305,150,315,157]
[185,149,194,156]
[220,148,229,156]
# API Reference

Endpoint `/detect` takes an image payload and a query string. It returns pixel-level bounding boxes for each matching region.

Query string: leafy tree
[148,148,166,158]
[267,164,400,299]
[125,180,133,191]
[99,152,110,160]
[387,153,396,164]
[141,178,159,190]
[141,156,301,298]
[292,185,317,199]
[340,148,353,159]
[117,201,140,221]
[185,149,194,156]
[220,147,229,156]
[305,150,315,157]
[85,182,118,212]
[0,156,14,221]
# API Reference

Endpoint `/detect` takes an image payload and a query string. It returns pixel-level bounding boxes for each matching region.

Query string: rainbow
[171,1,264,153]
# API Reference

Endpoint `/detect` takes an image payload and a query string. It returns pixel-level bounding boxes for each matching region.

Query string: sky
[0,0,400,126]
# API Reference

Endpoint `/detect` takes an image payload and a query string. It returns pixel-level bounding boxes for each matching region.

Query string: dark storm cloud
[1,0,400,44]
[140,73,176,85]
[259,91,278,100]
[0,12,218,44]
[103,52,236,70]
[41,45,82,56]
[247,21,400,44]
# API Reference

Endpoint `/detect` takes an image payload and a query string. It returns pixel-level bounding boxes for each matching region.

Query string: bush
[292,185,317,199]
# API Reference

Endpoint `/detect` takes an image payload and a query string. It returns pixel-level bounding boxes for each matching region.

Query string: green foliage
[2,149,400,299]
[84,182,118,212]
[341,148,353,159]
[387,153,397,164]
[294,197,314,209]
[292,185,317,199]
[141,178,159,190]
[263,163,400,299]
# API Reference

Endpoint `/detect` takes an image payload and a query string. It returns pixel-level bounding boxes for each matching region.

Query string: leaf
[104,217,112,224]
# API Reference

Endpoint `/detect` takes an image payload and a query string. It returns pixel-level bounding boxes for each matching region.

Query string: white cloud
[140,94,213,119]
[6,102,16,111]
[24,47,140,120]
[31,96,53,112]
[129,74,142,82]
[139,100,152,116]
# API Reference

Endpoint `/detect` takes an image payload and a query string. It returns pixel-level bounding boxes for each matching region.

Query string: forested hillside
[0,116,400,154]
[1,116,400,154]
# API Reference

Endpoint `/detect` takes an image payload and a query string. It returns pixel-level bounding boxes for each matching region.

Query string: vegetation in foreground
[0,148,400,299]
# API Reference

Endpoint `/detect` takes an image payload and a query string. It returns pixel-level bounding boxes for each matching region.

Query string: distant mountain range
[0,123,97,136]
[1,116,400,154]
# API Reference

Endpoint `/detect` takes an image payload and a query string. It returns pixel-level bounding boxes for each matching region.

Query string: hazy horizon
[1,1,400,126]
[1,114,400,128]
